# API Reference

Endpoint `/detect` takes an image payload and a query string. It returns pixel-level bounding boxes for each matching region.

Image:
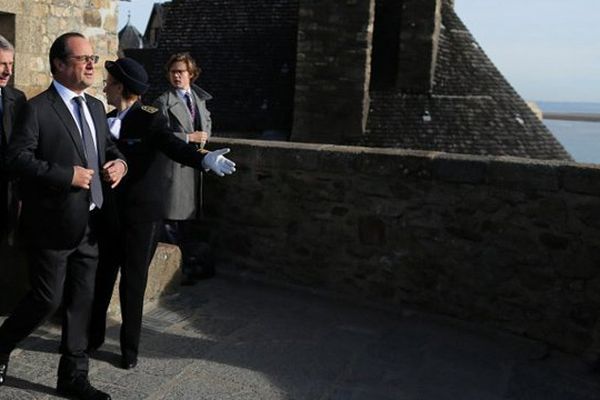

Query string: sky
[118,0,600,104]
[454,0,600,103]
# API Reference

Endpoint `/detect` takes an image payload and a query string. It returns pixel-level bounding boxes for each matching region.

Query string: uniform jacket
[7,84,123,249]
[108,101,207,224]
[153,84,212,220]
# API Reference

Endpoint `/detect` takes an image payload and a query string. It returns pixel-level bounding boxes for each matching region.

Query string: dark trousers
[91,219,162,361]
[163,219,196,272]
[0,223,98,380]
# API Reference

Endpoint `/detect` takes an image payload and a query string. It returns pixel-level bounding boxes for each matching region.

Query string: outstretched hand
[201,148,236,177]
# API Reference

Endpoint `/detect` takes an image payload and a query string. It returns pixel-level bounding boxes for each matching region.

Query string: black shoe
[56,376,111,400]
[120,357,137,370]
[0,360,7,386]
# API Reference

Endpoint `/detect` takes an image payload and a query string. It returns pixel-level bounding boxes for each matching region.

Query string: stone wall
[0,0,118,99]
[203,137,600,354]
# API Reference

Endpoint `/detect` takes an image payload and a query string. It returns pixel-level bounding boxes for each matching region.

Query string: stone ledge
[107,242,182,317]
[0,242,181,317]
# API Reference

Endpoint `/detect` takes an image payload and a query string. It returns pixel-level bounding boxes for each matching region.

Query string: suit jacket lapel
[167,90,194,132]
[191,90,209,132]
[48,85,87,163]
[2,88,11,138]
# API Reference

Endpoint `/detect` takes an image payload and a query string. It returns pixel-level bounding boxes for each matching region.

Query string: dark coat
[0,86,26,233]
[108,101,207,223]
[1,86,26,161]
[6,84,123,249]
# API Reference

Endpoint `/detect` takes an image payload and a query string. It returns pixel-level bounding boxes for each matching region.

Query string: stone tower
[0,0,119,99]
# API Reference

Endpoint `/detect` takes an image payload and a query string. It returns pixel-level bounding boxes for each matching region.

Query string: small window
[370,0,402,90]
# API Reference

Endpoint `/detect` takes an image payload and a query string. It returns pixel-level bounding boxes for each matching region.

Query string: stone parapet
[202,137,600,355]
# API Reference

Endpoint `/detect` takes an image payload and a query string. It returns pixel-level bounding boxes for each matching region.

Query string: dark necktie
[74,96,103,208]
[185,92,196,123]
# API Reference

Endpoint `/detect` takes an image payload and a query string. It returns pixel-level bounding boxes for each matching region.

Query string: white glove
[201,148,236,177]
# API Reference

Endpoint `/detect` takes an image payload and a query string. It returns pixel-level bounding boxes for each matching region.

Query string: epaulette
[141,105,158,114]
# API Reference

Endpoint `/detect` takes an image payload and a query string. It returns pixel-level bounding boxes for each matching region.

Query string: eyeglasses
[68,55,100,64]
[169,69,188,76]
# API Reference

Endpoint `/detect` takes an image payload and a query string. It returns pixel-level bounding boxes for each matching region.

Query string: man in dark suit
[89,57,234,370]
[0,35,26,243]
[0,32,126,400]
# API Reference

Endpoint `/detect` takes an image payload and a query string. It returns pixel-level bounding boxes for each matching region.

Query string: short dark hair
[164,52,201,82]
[49,32,85,75]
[121,84,136,100]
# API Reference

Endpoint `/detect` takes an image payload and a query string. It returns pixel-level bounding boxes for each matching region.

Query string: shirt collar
[53,80,86,104]
[117,104,134,120]
[176,88,192,99]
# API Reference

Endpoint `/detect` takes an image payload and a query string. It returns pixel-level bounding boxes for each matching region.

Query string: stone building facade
[0,0,119,99]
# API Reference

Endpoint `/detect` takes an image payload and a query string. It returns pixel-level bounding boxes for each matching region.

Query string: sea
[538,101,600,164]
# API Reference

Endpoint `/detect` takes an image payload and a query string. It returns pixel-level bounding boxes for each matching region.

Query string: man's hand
[187,131,209,148]
[72,166,94,189]
[201,148,236,177]
[102,159,127,188]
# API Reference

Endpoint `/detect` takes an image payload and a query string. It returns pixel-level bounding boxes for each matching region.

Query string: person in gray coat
[153,52,213,285]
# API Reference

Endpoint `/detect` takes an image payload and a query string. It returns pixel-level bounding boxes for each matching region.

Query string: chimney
[291,0,375,144]
[396,0,442,93]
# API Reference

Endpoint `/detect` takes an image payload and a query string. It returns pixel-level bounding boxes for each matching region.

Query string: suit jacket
[109,102,206,224]
[153,84,212,220]
[1,86,27,157]
[6,84,124,249]
[0,86,26,235]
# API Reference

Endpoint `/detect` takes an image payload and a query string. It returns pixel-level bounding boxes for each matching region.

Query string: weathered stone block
[108,243,182,316]
[84,9,102,27]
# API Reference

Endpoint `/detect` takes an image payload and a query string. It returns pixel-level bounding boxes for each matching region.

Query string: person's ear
[53,57,66,73]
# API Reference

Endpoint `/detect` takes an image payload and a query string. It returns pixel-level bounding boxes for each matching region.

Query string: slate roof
[118,22,144,50]
[350,2,572,160]
[135,0,298,134]
[130,0,571,160]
